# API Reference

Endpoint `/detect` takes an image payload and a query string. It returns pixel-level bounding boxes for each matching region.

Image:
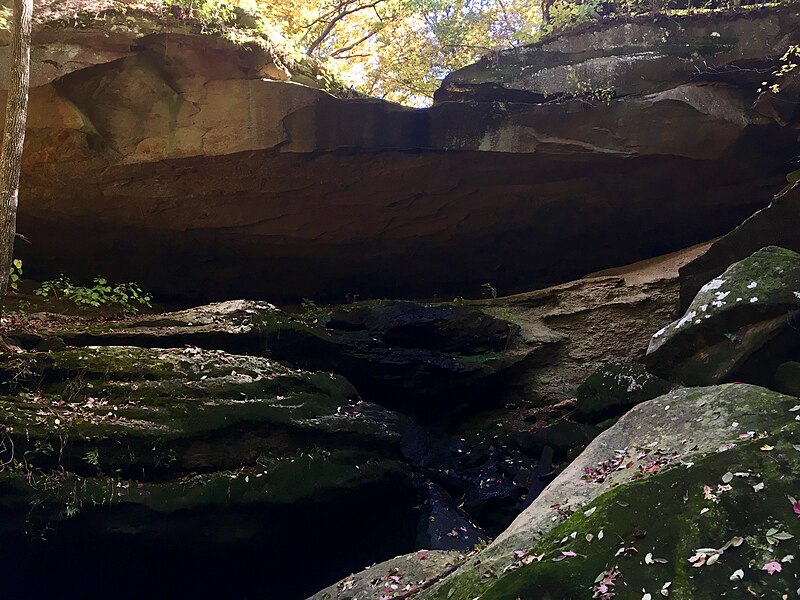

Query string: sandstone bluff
[1,4,800,600]
[2,6,799,301]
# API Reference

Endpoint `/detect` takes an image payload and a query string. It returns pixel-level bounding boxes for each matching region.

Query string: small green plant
[299,297,331,326]
[64,497,80,518]
[83,449,100,467]
[481,282,498,299]
[562,70,615,105]
[8,258,22,291]
[35,276,153,312]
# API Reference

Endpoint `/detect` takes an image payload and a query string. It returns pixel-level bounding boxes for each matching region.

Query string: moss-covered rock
[776,361,800,397]
[576,362,672,422]
[408,383,800,599]
[311,549,465,600]
[425,427,800,599]
[0,345,407,477]
[647,246,800,386]
[16,299,538,417]
[0,341,422,599]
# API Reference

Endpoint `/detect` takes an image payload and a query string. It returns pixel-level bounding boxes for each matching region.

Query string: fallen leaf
[763,561,782,575]
[761,445,775,451]
[730,569,744,581]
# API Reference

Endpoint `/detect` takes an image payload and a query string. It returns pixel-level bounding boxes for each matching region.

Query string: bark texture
[0,0,33,299]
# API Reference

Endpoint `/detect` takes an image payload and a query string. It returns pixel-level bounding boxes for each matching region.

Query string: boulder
[646,246,800,385]
[417,482,488,552]
[4,8,799,301]
[259,302,539,414]
[508,419,602,456]
[775,361,800,396]
[0,345,408,475]
[411,383,800,599]
[576,362,672,421]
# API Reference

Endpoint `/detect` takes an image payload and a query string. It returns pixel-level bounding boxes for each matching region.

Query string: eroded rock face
[4,7,799,301]
[6,299,539,415]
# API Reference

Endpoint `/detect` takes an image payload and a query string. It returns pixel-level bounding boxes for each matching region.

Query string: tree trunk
[0,0,33,301]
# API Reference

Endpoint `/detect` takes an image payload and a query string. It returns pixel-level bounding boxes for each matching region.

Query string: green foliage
[558,69,616,103]
[165,0,243,29]
[299,298,331,326]
[9,258,22,291]
[83,449,100,467]
[35,276,153,312]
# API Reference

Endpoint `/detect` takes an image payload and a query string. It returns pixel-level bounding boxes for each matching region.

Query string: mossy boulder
[405,383,800,599]
[576,362,672,422]
[776,361,800,397]
[0,342,423,599]
[258,301,538,415]
[646,246,800,386]
[0,345,408,477]
[22,299,538,416]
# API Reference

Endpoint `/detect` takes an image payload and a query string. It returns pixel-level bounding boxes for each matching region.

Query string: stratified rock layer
[3,7,800,301]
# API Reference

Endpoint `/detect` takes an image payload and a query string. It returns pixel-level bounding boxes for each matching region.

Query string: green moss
[425,425,800,599]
